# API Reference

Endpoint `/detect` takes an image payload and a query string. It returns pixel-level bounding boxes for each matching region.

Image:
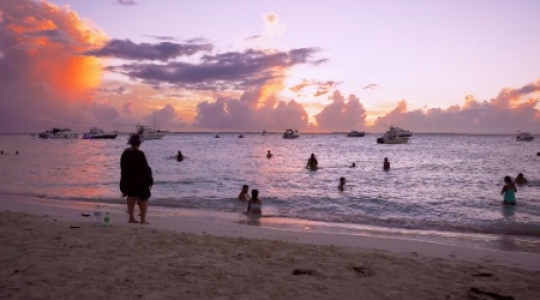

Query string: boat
[131,125,165,140]
[283,129,300,139]
[388,125,413,138]
[238,134,244,138]
[215,133,220,138]
[82,127,118,139]
[376,132,409,144]
[516,132,534,141]
[346,130,365,137]
[38,128,79,139]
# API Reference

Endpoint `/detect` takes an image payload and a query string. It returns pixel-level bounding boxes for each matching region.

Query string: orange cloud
[2,0,107,99]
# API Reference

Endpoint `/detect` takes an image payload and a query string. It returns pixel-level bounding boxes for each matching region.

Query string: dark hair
[340,177,345,181]
[128,134,142,146]
[504,176,512,183]
[251,189,259,198]
[242,185,248,190]
[517,173,523,177]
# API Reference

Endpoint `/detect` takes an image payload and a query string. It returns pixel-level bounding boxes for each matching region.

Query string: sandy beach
[1,203,540,299]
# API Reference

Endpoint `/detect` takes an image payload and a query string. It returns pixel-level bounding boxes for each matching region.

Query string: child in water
[501,176,517,205]
[514,173,528,185]
[247,189,262,215]
[238,185,249,200]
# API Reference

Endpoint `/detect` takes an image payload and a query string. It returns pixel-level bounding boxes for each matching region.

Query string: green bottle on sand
[103,212,110,227]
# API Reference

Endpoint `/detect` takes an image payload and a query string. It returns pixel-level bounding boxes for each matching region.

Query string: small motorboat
[283,129,300,139]
[38,128,79,139]
[238,134,244,138]
[376,132,409,144]
[346,130,365,137]
[82,127,118,139]
[215,134,220,138]
[516,132,534,141]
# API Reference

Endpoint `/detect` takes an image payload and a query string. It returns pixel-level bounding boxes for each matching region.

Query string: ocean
[1,132,539,241]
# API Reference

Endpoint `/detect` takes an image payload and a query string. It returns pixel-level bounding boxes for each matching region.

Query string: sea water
[0,132,539,238]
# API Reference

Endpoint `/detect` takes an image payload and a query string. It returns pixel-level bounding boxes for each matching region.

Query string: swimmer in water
[266,150,272,159]
[338,177,346,191]
[247,189,262,214]
[350,163,356,168]
[501,176,517,205]
[176,150,184,162]
[306,153,318,170]
[383,157,390,171]
[238,185,249,200]
[514,173,528,185]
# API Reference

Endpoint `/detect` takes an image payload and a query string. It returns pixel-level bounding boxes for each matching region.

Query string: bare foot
[128,219,139,223]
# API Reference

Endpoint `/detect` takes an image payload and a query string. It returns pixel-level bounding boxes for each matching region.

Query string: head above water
[128,134,142,147]
[340,177,345,183]
[242,185,249,192]
[251,189,259,198]
[504,176,512,183]
[517,173,524,178]
[384,157,389,162]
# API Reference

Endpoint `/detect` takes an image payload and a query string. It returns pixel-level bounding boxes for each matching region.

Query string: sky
[1,0,540,133]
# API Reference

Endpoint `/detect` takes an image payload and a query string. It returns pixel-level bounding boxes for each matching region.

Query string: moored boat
[376,132,409,144]
[388,125,413,138]
[516,132,534,141]
[346,130,365,137]
[38,128,79,139]
[82,127,118,139]
[131,125,165,140]
[283,129,300,139]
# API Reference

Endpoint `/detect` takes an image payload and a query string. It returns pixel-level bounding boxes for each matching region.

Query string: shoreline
[2,194,540,272]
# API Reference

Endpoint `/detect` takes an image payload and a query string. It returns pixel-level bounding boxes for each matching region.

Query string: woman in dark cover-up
[120,134,153,224]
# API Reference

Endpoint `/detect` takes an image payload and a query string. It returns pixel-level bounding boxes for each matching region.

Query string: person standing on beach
[501,176,517,205]
[120,135,154,224]
[383,158,390,171]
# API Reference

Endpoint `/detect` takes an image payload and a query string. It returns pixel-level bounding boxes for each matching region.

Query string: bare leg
[138,200,149,224]
[127,197,139,223]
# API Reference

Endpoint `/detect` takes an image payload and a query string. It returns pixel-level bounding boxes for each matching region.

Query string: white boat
[377,132,409,144]
[388,125,413,138]
[82,127,118,139]
[283,129,300,139]
[346,130,365,137]
[516,132,534,141]
[131,125,165,140]
[38,128,79,139]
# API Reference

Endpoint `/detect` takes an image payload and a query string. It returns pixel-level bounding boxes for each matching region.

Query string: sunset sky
[1,0,539,133]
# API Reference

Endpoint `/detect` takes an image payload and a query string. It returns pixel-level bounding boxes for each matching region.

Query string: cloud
[371,80,540,133]
[122,102,132,115]
[193,88,309,131]
[363,83,378,90]
[145,35,177,41]
[106,48,323,91]
[144,104,185,128]
[116,0,137,6]
[290,79,338,97]
[93,102,120,121]
[315,91,367,131]
[84,39,213,61]
[0,0,107,132]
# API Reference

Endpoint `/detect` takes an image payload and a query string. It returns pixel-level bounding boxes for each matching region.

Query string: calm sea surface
[1,133,539,237]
